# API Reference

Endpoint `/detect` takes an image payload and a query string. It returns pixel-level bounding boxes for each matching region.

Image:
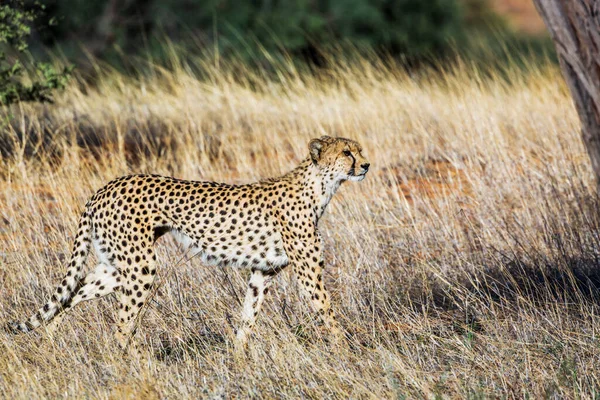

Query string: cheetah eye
[343,150,352,157]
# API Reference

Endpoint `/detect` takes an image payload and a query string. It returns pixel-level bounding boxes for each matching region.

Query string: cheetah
[9,136,370,351]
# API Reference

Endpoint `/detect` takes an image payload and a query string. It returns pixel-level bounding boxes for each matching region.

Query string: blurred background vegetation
[21,0,553,72]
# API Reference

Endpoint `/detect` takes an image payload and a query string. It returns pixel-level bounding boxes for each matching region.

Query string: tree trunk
[532,0,600,189]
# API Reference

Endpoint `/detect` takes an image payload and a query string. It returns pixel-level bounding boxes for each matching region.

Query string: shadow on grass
[0,111,224,170]
[389,187,600,324]
[440,233,600,321]
[463,255,600,306]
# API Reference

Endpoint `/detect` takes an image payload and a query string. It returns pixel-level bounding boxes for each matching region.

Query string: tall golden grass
[1,54,598,398]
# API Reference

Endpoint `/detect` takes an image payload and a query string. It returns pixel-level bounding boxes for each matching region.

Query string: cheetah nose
[361,163,370,171]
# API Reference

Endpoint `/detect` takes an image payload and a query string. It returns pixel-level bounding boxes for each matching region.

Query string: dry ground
[491,0,546,34]
[1,56,599,398]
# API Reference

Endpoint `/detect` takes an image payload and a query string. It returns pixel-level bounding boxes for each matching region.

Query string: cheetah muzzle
[8,136,370,353]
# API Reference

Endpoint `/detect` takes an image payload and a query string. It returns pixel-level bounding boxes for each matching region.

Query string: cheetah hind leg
[114,259,157,355]
[45,263,122,336]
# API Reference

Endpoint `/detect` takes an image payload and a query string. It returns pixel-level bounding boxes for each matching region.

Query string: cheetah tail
[8,209,92,333]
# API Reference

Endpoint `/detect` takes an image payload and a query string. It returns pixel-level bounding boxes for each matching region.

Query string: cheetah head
[309,136,370,182]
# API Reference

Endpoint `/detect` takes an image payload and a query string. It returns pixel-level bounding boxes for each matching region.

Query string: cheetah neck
[287,158,344,223]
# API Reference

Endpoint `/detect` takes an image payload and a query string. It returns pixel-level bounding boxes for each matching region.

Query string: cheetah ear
[309,138,324,164]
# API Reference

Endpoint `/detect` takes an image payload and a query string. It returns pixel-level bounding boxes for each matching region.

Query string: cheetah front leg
[284,237,343,340]
[235,268,276,351]
[294,260,342,338]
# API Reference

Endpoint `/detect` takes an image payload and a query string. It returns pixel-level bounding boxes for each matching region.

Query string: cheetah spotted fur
[9,136,370,351]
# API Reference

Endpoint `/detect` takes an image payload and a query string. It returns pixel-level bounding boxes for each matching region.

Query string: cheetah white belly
[170,230,289,271]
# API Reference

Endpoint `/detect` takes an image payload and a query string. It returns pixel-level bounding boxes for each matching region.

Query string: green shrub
[42,0,468,63]
[30,0,553,71]
[0,0,71,106]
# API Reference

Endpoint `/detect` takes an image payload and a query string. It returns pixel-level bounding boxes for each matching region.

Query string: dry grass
[1,55,599,399]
